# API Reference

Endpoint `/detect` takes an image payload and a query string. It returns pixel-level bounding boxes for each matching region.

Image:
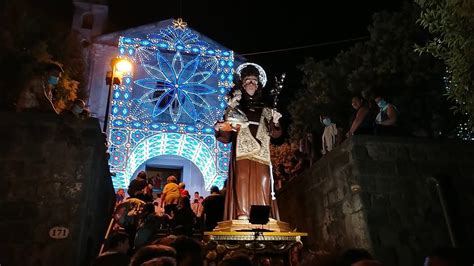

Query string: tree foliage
[415,0,474,135]
[289,4,457,140]
[0,0,83,112]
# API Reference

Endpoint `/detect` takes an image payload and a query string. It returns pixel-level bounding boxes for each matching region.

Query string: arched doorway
[116,132,224,191]
[131,154,209,197]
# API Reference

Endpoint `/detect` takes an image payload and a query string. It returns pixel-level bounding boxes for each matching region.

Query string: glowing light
[115,59,133,72]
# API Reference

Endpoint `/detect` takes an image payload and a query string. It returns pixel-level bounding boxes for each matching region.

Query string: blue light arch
[125,133,221,190]
[106,20,233,189]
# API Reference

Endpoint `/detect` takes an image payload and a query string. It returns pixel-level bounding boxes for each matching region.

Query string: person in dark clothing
[93,231,130,266]
[219,252,252,266]
[128,171,152,202]
[424,247,469,266]
[170,236,204,266]
[202,186,225,231]
[130,244,177,266]
[171,197,196,236]
[135,203,164,248]
[16,62,64,114]
[347,94,374,137]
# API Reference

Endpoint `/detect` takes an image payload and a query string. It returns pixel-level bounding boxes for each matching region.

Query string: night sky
[108,0,403,76]
[106,0,404,133]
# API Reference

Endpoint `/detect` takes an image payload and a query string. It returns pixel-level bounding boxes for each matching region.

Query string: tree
[415,0,474,138]
[289,4,457,140]
[0,0,83,112]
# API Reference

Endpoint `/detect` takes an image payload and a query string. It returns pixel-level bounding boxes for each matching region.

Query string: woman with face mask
[16,62,63,114]
[320,115,338,155]
[373,93,399,136]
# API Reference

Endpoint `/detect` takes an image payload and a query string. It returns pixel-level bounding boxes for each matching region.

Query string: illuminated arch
[123,132,217,189]
[105,20,233,191]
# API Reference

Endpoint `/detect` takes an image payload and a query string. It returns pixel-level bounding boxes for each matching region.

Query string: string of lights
[240,36,369,56]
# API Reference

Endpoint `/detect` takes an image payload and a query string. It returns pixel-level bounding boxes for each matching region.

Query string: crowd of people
[273,91,401,188]
[113,171,226,249]
[95,225,467,266]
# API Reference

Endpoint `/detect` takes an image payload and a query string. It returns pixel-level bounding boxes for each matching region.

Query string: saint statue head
[236,63,267,97]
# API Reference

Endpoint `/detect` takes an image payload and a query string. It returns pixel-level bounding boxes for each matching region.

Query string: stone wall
[277,135,474,266]
[0,112,115,266]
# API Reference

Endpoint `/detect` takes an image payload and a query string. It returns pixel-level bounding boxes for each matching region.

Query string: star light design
[134,51,216,123]
[173,18,187,30]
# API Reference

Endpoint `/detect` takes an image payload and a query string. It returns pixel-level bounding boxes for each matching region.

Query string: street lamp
[104,57,132,132]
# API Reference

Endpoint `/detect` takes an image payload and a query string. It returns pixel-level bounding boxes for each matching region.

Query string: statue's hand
[214,122,233,132]
[214,122,225,131]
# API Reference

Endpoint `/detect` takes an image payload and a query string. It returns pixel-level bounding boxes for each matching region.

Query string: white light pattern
[107,21,233,190]
[123,133,218,190]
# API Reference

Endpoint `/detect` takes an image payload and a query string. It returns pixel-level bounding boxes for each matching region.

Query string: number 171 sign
[49,226,70,239]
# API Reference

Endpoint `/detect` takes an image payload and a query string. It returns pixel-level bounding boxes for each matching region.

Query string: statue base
[213,218,292,232]
[203,219,308,265]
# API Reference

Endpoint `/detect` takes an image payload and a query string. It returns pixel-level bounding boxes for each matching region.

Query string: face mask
[377,99,387,109]
[48,76,59,86]
[72,105,83,115]
[322,118,331,126]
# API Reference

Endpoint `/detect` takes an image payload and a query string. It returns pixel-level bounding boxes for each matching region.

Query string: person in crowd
[135,203,167,249]
[202,186,225,231]
[93,231,130,266]
[178,182,190,198]
[347,94,374,137]
[141,257,176,266]
[161,175,181,216]
[61,98,89,119]
[373,91,399,136]
[299,133,315,166]
[320,115,338,154]
[115,188,126,206]
[276,163,289,188]
[170,197,196,236]
[128,171,152,202]
[290,150,307,178]
[170,236,204,266]
[191,196,203,220]
[193,191,200,201]
[153,193,165,217]
[130,244,177,266]
[16,62,64,114]
[220,179,227,198]
[424,247,468,266]
[219,252,252,266]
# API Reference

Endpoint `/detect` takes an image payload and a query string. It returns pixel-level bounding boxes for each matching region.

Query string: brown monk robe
[216,104,282,220]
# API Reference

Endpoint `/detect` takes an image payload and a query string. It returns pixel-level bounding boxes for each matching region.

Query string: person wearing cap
[214,63,282,221]
[16,62,64,114]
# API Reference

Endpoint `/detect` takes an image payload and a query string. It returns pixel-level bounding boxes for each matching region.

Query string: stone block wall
[0,112,115,266]
[277,135,474,266]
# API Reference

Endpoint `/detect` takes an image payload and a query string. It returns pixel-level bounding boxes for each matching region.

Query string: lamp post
[103,58,132,133]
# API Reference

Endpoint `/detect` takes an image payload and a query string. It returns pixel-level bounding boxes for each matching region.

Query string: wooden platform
[202,220,308,265]
[212,218,293,232]
[204,231,308,241]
